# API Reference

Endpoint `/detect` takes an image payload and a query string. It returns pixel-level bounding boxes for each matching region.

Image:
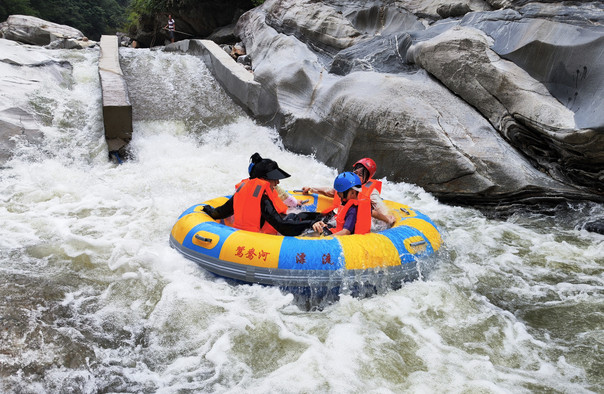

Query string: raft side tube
[170,234,419,286]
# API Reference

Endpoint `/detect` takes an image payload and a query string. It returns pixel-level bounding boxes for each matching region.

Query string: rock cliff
[234,0,604,211]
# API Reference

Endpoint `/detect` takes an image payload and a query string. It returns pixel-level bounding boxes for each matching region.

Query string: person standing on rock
[164,15,175,43]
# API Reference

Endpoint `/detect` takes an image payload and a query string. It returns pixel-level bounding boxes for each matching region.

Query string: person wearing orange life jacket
[245,155,302,208]
[312,172,372,236]
[302,157,395,225]
[202,153,321,236]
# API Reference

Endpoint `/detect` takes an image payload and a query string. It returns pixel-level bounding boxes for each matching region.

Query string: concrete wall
[99,35,132,153]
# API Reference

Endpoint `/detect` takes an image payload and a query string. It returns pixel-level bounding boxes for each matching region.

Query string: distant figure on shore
[164,15,175,43]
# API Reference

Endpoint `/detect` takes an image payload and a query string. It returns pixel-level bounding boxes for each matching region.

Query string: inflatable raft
[170,192,442,287]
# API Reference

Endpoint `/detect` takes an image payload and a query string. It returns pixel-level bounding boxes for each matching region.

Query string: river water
[0,45,602,393]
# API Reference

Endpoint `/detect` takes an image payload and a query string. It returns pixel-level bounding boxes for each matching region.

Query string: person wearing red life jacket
[202,153,320,236]
[302,158,395,225]
[312,172,372,236]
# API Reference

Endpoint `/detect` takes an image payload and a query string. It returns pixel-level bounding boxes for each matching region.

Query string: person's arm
[260,196,317,236]
[202,197,234,219]
[313,206,356,236]
[302,186,336,197]
[275,185,300,207]
[370,191,395,226]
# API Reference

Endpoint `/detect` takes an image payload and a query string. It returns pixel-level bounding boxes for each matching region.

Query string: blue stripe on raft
[414,210,439,228]
[299,193,319,212]
[380,225,433,264]
[278,236,344,270]
[182,221,238,259]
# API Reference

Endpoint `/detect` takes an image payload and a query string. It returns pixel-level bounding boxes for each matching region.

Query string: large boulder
[233,0,604,209]
[407,25,604,194]
[0,15,95,49]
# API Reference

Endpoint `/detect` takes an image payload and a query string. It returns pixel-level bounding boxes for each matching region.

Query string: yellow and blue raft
[170,192,442,287]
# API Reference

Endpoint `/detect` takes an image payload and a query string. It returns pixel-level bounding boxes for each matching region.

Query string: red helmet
[353,158,377,179]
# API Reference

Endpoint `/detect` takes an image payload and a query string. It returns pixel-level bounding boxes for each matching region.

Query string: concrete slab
[99,35,132,151]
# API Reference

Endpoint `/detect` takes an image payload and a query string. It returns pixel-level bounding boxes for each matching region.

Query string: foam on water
[0,43,602,393]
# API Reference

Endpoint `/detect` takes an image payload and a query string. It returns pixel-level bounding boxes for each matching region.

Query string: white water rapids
[0,43,602,393]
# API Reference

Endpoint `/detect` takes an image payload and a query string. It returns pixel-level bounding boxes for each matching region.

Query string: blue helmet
[333,172,362,193]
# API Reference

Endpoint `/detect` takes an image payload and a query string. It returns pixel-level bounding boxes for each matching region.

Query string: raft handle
[195,234,213,243]
[410,240,426,247]
[400,207,411,215]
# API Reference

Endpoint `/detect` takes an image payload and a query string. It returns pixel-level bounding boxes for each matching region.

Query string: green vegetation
[1,0,262,42]
[0,0,131,40]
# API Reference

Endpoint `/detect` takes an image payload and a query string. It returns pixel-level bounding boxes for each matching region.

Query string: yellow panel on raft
[171,197,230,244]
[219,230,283,269]
[171,211,214,244]
[338,233,402,269]
[197,196,229,210]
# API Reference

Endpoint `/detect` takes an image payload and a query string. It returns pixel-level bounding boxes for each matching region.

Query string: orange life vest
[360,179,382,199]
[333,197,372,235]
[233,178,287,234]
[322,179,381,214]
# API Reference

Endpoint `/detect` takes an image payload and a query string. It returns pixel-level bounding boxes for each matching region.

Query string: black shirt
[203,195,320,236]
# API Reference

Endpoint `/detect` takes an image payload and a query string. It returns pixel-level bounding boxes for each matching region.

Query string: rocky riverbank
[233,0,604,213]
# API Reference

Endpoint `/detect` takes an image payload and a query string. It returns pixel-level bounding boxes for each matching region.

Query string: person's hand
[302,186,312,195]
[387,214,396,226]
[312,221,326,233]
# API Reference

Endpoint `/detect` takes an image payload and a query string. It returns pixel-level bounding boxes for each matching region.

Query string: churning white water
[0,44,602,393]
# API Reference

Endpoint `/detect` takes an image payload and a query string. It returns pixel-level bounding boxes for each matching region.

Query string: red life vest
[233,178,287,234]
[333,197,372,235]
[360,179,382,199]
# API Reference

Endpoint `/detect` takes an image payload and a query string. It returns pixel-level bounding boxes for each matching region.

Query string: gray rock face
[0,15,95,49]
[234,0,604,209]
[0,39,73,166]
[407,26,604,194]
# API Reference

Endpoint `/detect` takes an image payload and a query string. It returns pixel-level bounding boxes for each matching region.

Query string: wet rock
[583,219,604,235]
[237,54,252,67]
[208,23,238,44]
[437,3,472,18]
